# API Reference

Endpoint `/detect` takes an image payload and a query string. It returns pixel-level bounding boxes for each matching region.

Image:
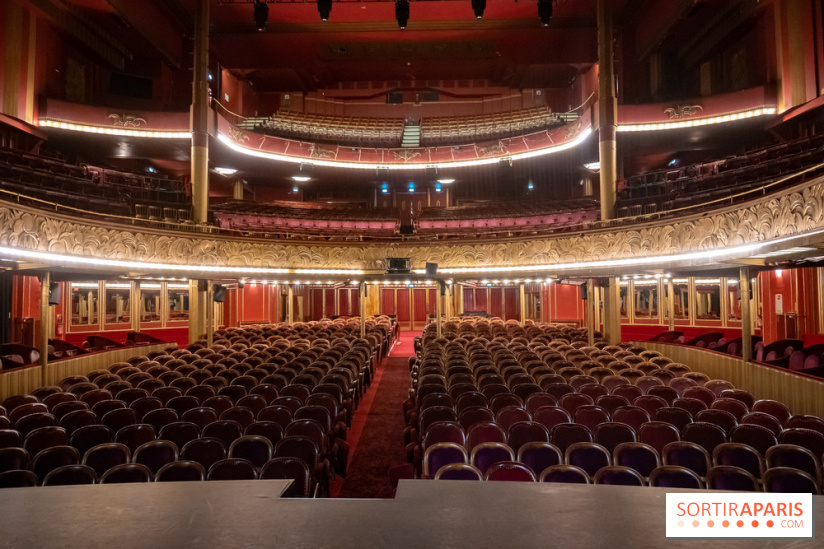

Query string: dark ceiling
[56,0,669,92]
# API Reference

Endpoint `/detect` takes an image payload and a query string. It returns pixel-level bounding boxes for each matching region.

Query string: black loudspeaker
[48,282,62,305]
[425,262,438,277]
[581,282,588,300]
[213,284,226,303]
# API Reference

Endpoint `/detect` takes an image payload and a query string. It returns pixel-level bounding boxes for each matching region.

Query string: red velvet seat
[484,461,536,482]
[593,465,644,486]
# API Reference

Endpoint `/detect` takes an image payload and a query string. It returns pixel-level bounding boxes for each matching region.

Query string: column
[457,284,464,316]
[436,283,443,338]
[667,279,675,331]
[519,283,526,327]
[233,181,244,201]
[597,0,617,221]
[206,282,214,348]
[39,272,50,387]
[586,281,595,345]
[286,285,294,325]
[740,267,753,363]
[359,282,366,337]
[603,277,621,343]
[191,0,210,224]
[188,280,206,344]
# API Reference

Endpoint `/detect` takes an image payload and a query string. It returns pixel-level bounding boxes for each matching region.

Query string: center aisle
[336,331,416,499]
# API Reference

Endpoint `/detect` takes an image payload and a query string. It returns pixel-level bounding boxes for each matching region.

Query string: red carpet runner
[335,332,416,498]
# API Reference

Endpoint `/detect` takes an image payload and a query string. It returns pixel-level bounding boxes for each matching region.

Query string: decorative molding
[1,177,823,273]
[663,105,703,119]
[228,128,249,143]
[108,113,148,127]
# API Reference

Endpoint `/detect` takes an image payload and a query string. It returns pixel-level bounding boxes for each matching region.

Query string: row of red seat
[0,318,394,495]
[616,134,824,217]
[402,319,823,492]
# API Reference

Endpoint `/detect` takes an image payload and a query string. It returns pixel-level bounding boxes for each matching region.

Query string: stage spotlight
[538,0,553,27]
[471,0,486,19]
[254,0,268,31]
[317,0,332,22]
[396,0,410,29]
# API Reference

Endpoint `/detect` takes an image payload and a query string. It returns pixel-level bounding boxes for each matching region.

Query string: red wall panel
[241,284,267,322]
[381,289,395,316]
[489,288,503,318]
[474,289,488,314]
[311,289,324,320]
[504,288,519,320]
[324,289,336,318]
[397,289,410,322]
[413,289,427,321]
[338,289,350,317]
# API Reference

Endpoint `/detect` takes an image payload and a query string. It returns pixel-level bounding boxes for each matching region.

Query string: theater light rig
[253,0,268,31]
[396,0,410,29]
[317,0,332,22]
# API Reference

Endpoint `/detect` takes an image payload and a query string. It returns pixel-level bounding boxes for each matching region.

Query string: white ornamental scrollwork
[1,177,822,271]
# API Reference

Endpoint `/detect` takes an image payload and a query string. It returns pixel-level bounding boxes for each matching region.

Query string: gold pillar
[287,285,294,325]
[435,284,443,338]
[597,0,617,221]
[519,283,526,327]
[740,267,752,363]
[233,181,244,201]
[191,0,210,224]
[39,272,50,387]
[360,283,366,337]
[603,277,621,343]
[188,279,206,344]
[667,279,675,331]
[206,282,214,348]
[586,280,595,345]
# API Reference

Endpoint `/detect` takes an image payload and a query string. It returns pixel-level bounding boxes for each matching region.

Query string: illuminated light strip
[1,227,819,280]
[38,119,191,139]
[432,226,824,275]
[0,246,363,276]
[217,127,593,170]
[617,107,777,132]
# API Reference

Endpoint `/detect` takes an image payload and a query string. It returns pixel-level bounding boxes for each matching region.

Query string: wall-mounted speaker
[48,282,62,305]
[213,284,226,303]
[425,262,438,277]
[581,283,588,300]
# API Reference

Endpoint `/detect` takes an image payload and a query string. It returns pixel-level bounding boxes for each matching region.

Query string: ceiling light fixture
[538,0,553,26]
[396,0,410,29]
[317,0,332,22]
[471,0,486,19]
[254,0,268,32]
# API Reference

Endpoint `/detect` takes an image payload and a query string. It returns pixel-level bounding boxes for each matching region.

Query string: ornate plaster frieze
[1,176,823,273]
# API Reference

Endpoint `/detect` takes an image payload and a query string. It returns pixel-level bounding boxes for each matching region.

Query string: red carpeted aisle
[335,332,416,499]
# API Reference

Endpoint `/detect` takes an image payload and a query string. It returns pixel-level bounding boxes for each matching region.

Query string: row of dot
[677,520,775,528]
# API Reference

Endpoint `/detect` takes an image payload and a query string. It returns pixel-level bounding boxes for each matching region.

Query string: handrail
[604,161,824,229]
[2,161,821,243]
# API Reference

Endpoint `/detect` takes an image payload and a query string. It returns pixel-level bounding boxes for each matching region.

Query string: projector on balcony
[386,258,412,274]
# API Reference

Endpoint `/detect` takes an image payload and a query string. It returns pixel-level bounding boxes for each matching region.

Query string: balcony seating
[411,319,820,493]
[0,318,390,494]
[212,198,600,241]
[617,133,824,217]
[259,111,405,147]
[0,147,190,223]
[416,199,600,237]
[211,200,399,239]
[420,107,562,146]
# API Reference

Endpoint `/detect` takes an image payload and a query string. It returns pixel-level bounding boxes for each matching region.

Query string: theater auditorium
[1,0,824,546]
